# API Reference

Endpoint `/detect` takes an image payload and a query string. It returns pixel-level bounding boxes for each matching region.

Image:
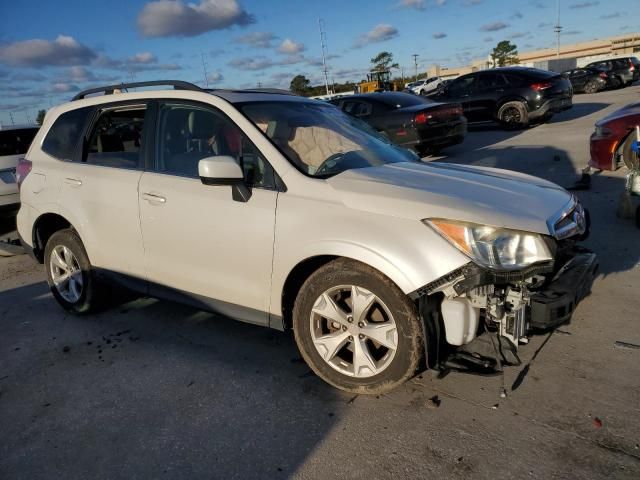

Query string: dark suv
[437,67,573,129]
[585,57,640,88]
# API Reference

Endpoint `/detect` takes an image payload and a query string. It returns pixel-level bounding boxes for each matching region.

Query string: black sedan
[562,68,611,93]
[329,92,466,156]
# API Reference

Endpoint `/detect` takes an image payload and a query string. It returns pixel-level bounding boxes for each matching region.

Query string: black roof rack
[72,80,203,101]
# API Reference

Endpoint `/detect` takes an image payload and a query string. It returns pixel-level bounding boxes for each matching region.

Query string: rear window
[378,94,434,108]
[0,128,38,156]
[517,68,558,80]
[42,107,93,161]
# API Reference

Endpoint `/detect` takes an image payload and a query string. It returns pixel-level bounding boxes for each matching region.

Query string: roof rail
[204,87,298,96]
[71,80,203,101]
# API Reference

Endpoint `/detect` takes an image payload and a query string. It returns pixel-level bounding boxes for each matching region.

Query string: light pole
[412,54,419,82]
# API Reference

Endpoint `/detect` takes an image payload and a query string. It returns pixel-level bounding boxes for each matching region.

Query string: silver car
[17,81,597,394]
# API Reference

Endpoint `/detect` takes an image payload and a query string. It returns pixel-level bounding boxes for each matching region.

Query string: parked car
[17,80,596,394]
[590,101,640,171]
[0,124,39,217]
[329,92,466,155]
[585,57,640,88]
[409,77,443,95]
[436,67,573,129]
[562,68,611,93]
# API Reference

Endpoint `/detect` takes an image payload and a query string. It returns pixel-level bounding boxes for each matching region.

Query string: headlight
[425,219,553,270]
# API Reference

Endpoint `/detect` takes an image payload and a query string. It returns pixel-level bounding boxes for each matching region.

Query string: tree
[289,75,311,95]
[370,51,399,72]
[36,109,46,125]
[490,41,519,67]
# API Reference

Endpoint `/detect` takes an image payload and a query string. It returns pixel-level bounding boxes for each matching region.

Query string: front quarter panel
[270,187,470,317]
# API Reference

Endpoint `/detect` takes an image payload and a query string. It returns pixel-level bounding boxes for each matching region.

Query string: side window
[448,75,476,96]
[342,101,372,117]
[0,128,38,156]
[156,103,276,189]
[477,73,507,90]
[42,107,92,161]
[84,105,146,169]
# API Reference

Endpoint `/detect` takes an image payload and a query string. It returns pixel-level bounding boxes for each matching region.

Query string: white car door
[55,102,148,281]
[138,100,279,325]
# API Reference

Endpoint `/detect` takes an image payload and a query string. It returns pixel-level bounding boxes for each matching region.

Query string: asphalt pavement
[1,86,639,480]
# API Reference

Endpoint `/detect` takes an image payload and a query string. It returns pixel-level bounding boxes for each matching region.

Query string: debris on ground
[427,395,441,408]
[62,346,70,353]
[614,340,640,350]
[593,417,603,428]
[567,172,591,191]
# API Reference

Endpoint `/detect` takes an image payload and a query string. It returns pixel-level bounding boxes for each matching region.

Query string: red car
[590,102,640,170]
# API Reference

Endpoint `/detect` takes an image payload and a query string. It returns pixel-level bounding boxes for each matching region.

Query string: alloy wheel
[502,106,522,125]
[309,285,398,378]
[49,245,83,303]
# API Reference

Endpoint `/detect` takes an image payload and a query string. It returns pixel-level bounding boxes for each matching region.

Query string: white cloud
[50,83,80,93]
[0,35,97,67]
[354,24,399,48]
[128,52,157,64]
[207,72,224,83]
[277,39,305,55]
[398,0,425,10]
[236,31,277,48]
[137,0,254,38]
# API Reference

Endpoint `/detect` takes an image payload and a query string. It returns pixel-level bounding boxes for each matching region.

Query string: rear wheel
[498,101,529,130]
[44,229,102,313]
[292,259,423,394]
[611,76,622,89]
[584,81,599,94]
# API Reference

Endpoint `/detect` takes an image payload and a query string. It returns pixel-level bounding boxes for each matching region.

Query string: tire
[44,229,102,313]
[584,81,599,94]
[292,258,423,394]
[611,77,622,89]
[497,101,529,130]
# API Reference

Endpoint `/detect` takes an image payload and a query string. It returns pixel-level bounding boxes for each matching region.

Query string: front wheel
[44,229,102,313]
[497,101,529,130]
[293,259,424,394]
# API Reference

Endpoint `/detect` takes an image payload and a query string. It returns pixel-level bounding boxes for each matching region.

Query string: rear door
[470,73,507,121]
[56,101,148,280]
[569,69,587,90]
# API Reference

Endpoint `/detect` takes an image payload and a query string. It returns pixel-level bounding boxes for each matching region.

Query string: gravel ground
[1,86,639,480]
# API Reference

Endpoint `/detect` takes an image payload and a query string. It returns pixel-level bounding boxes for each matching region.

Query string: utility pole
[401,66,405,85]
[201,52,209,88]
[412,54,419,82]
[9,112,15,125]
[319,18,331,95]
[554,0,562,57]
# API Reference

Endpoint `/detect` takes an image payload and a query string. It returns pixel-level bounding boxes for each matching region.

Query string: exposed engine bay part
[416,249,598,376]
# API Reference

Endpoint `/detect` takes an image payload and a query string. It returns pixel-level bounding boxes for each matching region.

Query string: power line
[319,18,331,95]
[201,52,209,88]
[554,0,563,57]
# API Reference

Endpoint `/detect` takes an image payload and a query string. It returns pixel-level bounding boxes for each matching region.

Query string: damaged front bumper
[415,247,599,371]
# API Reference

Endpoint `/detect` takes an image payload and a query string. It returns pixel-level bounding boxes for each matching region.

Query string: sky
[0,0,637,125]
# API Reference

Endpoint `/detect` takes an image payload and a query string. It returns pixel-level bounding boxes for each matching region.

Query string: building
[427,33,640,79]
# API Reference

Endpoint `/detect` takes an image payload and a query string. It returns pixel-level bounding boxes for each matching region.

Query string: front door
[138,100,279,325]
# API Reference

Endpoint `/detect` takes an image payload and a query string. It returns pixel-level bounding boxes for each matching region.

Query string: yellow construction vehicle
[358,69,401,93]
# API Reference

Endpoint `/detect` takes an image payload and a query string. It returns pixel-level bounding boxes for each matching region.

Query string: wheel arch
[275,247,418,330]
[495,96,528,116]
[31,212,78,263]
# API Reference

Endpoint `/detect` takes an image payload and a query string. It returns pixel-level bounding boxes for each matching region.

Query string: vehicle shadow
[433,144,638,278]
[0,279,347,479]
[547,102,610,123]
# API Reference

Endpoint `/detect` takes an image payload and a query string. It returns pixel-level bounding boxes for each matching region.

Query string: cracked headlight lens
[425,219,553,270]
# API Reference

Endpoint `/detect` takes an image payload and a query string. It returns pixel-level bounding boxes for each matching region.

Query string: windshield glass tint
[240,101,418,177]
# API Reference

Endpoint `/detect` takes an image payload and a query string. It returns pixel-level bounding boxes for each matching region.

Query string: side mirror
[198,156,251,202]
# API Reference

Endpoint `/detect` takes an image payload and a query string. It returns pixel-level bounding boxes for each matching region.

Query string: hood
[596,102,640,126]
[327,161,572,235]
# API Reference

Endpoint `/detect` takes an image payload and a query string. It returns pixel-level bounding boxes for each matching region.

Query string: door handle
[64,178,82,187]
[142,192,166,204]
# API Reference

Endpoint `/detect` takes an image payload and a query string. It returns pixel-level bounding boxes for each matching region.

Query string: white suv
[0,125,39,217]
[17,81,597,394]
[409,77,443,95]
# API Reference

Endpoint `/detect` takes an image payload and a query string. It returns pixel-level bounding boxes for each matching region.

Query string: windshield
[240,101,418,178]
